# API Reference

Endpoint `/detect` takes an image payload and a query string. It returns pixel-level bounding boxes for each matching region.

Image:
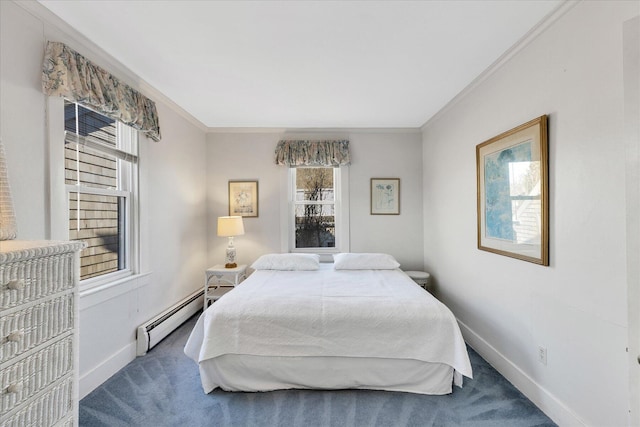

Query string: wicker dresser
[1,240,84,427]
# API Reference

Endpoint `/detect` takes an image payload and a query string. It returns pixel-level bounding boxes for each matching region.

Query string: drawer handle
[7,383,23,393]
[7,279,25,290]
[6,330,23,342]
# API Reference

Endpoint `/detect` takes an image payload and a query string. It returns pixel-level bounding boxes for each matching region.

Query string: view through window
[64,101,137,280]
[294,167,336,249]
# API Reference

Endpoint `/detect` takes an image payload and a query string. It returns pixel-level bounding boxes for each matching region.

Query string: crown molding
[17,0,576,136]
[15,1,421,136]
[16,0,208,134]
[207,127,421,134]
[421,0,580,131]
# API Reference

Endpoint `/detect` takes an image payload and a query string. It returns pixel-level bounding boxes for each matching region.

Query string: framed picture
[476,115,549,265]
[229,180,258,217]
[371,178,400,215]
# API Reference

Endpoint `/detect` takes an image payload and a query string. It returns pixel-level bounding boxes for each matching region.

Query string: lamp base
[225,238,237,269]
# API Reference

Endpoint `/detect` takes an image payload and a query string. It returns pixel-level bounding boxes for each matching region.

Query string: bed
[184,253,472,395]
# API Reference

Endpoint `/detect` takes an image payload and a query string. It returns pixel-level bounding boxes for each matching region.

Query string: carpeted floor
[79,314,556,427]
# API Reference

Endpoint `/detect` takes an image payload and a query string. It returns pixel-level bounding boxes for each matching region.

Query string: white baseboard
[458,320,585,427]
[79,342,137,400]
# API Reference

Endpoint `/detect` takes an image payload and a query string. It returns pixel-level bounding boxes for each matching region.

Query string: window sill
[291,248,340,262]
[79,272,152,311]
[291,248,340,254]
[80,270,136,292]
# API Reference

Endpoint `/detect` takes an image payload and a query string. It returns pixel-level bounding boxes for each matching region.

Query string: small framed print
[476,115,549,265]
[229,180,258,217]
[371,178,400,215]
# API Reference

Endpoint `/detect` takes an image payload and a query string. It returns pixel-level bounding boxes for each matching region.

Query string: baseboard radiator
[136,289,203,356]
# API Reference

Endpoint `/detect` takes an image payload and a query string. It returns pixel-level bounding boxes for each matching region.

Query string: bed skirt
[185,313,462,395]
[198,354,457,395]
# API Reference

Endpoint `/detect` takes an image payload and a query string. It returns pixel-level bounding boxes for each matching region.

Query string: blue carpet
[79,314,556,427]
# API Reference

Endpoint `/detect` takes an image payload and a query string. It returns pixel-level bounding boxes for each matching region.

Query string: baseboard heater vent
[136,289,203,356]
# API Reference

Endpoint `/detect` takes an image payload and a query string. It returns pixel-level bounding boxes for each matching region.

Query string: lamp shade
[217,216,245,237]
[0,139,17,240]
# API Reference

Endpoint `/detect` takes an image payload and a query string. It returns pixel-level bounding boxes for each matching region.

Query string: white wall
[1,1,48,239]
[349,132,423,269]
[623,15,640,427]
[0,1,208,397]
[422,2,639,426]
[206,131,424,270]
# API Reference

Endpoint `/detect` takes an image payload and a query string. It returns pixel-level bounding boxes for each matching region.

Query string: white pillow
[251,253,320,271]
[333,253,400,270]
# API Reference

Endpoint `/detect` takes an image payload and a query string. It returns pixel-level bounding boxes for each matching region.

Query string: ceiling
[38,1,562,129]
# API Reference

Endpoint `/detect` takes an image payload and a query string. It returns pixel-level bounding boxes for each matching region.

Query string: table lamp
[217,216,245,268]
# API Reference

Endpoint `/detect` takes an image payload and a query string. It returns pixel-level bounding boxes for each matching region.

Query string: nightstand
[405,270,432,293]
[204,264,247,310]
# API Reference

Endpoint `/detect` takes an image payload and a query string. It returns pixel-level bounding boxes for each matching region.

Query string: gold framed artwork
[229,180,258,218]
[476,115,549,265]
[371,178,400,215]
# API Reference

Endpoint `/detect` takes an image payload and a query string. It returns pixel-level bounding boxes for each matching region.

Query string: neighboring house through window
[64,101,138,282]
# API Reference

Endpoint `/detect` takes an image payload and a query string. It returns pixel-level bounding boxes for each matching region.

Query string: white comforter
[186,265,472,381]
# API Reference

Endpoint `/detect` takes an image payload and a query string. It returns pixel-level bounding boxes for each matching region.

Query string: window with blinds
[64,101,137,281]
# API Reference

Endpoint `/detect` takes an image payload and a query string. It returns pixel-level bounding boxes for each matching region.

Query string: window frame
[48,97,140,290]
[281,165,350,255]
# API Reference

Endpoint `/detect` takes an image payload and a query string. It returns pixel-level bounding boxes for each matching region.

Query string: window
[64,101,138,282]
[288,167,349,253]
[294,167,335,248]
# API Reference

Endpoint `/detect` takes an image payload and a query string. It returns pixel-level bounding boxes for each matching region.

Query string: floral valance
[42,41,161,142]
[274,140,350,167]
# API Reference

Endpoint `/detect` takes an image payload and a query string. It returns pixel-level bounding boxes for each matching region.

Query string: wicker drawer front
[1,376,73,427]
[0,295,73,363]
[1,253,75,310]
[1,336,73,415]
[56,414,74,427]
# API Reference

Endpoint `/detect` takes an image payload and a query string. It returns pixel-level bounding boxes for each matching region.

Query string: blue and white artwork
[484,140,538,242]
[476,115,548,265]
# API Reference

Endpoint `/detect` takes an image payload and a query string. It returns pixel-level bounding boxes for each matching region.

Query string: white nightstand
[405,270,432,293]
[204,264,247,310]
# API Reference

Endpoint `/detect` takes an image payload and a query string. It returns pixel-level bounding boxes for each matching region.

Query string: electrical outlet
[538,346,547,365]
